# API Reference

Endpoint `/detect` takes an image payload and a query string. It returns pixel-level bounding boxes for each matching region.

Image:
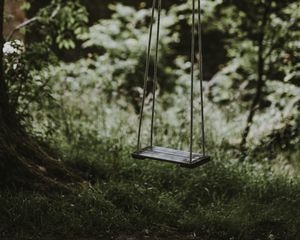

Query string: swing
[132,0,210,168]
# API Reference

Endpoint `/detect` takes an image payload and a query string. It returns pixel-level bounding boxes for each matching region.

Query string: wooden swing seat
[132,1,209,169]
[132,146,210,168]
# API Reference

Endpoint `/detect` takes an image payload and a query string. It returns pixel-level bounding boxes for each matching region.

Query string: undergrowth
[1,137,300,240]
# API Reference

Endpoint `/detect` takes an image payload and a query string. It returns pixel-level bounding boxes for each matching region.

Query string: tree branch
[6,4,61,41]
[7,17,38,41]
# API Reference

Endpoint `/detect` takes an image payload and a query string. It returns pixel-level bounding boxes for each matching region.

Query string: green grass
[1,137,300,240]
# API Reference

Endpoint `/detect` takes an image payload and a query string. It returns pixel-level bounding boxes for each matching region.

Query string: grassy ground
[1,136,300,240]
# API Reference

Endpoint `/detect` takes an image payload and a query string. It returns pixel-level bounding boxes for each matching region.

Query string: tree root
[0,123,84,193]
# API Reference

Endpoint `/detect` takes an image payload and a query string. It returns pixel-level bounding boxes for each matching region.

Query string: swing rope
[137,0,157,150]
[150,0,162,147]
[137,0,206,159]
[190,0,196,162]
[197,0,206,156]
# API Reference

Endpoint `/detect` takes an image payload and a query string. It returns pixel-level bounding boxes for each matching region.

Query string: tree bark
[0,0,11,124]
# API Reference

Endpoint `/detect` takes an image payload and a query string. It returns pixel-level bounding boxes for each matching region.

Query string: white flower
[3,42,15,54]
[3,40,24,55]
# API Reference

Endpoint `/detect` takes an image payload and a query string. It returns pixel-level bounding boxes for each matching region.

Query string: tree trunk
[0,0,10,124]
[0,0,82,191]
[240,35,265,152]
[240,2,271,154]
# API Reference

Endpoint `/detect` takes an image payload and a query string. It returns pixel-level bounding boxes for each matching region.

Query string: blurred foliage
[210,0,300,102]
[4,0,299,160]
[3,40,55,128]
[26,0,88,50]
[3,0,89,134]
[2,1,300,239]
[208,0,300,144]
[74,3,180,108]
[5,0,299,155]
